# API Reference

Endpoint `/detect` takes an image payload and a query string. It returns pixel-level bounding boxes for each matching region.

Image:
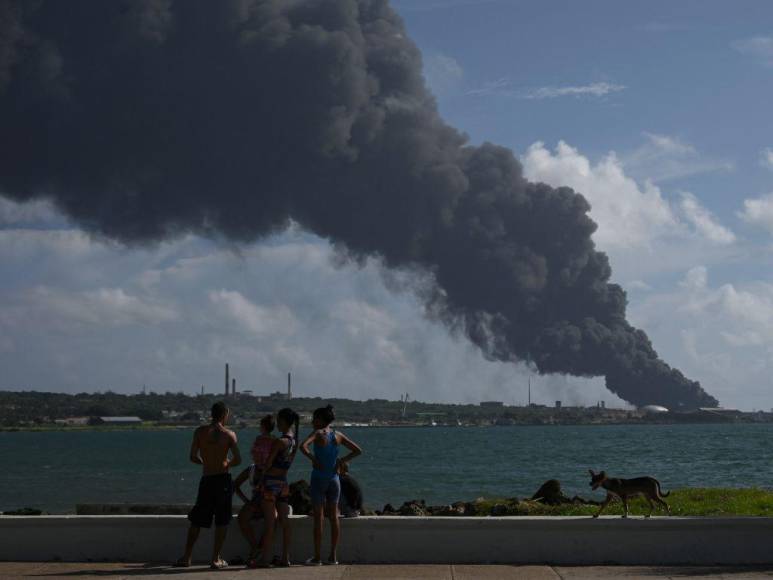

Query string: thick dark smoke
[0,0,718,408]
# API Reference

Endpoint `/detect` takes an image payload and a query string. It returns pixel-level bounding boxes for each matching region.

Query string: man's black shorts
[188,473,233,528]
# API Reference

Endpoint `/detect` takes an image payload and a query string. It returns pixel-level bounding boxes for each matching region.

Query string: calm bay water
[1,424,772,513]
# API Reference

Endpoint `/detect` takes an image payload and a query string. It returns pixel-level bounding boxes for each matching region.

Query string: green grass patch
[471,488,773,517]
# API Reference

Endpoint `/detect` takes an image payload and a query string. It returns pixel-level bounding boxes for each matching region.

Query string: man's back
[194,423,237,476]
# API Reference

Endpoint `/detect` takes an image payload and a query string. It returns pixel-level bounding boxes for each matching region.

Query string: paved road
[2,563,772,579]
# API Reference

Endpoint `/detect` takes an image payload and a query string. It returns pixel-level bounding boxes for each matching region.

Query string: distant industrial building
[223,364,292,400]
[95,416,143,425]
[54,417,89,426]
[480,401,504,409]
[555,401,562,409]
[640,405,669,414]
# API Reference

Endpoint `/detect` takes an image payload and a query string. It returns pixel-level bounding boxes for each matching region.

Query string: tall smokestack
[287,372,292,401]
[225,363,229,397]
[232,378,236,396]
[0,0,718,409]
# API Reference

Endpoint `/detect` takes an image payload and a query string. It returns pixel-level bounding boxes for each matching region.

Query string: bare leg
[212,526,228,565]
[238,505,259,557]
[260,500,277,565]
[178,525,200,565]
[327,500,340,563]
[621,497,629,518]
[312,504,324,561]
[277,503,291,565]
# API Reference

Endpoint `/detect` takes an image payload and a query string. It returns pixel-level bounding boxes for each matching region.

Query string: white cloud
[521,82,626,100]
[465,77,510,97]
[0,226,631,406]
[522,140,737,286]
[630,266,773,409]
[0,197,62,227]
[738,193,773,233]
[393,0,504,11]
[522,141,734,254]
[423,53,463,96]
[623,133,734,183]
[626,280,652,292]
[466,79,625,100]
[761,148,773,170]
[679,266,708,291]
[732,36,773,66]
[209,289,298,338]
[679,192,735,244]
[523,141,677,250]
[29,286,179,327]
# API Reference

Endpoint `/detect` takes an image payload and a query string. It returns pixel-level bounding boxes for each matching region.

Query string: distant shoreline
[3,389,771,431]
[3,420,773,433]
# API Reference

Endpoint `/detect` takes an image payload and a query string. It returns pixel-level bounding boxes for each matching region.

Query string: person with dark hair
[254,407,300,568]
[300,404,362,566]
[175,402,241,570]
[338,461,363,517]
[233,414,276,564]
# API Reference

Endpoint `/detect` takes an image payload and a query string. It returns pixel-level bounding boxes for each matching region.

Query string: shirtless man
[175,402,241,569]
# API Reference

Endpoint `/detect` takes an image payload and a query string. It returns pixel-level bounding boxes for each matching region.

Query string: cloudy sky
[2,0,773,409]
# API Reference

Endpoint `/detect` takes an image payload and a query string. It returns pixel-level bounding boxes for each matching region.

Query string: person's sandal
[304,557,323,566]
[209,559,229,570]
[325,558,339,566]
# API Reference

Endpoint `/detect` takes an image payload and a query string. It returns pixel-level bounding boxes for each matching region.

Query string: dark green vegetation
[2,390,771,430]
[470,488,773,517]
[0,389,633,428]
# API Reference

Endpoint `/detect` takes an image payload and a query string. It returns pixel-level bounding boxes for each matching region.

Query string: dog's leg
[645,497,654,518]
[593,494,612,518]
[621,496,629,518]
[657,497,670,515]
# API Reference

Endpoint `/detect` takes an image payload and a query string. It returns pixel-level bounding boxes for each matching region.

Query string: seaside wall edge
[0,515,771,565]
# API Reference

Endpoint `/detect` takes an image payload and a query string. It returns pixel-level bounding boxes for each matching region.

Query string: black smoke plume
[0,0,717,408]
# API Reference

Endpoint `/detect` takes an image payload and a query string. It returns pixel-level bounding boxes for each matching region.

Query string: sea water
[1,423,772,513]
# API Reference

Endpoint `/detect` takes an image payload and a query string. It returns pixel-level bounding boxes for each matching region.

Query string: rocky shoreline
[288,478,599,517]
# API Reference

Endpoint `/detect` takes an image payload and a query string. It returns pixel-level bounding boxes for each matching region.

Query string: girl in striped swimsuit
[233,414,275,564]
[256,407,300,568]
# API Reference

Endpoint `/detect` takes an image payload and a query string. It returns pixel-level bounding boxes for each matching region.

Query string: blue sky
[2,0,773,409]
[397,0,772,208]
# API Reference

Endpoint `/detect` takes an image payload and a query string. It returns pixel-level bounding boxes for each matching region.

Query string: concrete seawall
[1,515,772,565]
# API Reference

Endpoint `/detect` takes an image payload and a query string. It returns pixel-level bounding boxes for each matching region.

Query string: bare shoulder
[226,428,237,443]
[336,430,353,443]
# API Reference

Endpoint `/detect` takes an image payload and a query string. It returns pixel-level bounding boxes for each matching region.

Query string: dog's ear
[588,469,595,476]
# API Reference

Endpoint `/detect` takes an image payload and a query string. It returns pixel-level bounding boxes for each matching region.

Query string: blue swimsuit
[309,430,341,506]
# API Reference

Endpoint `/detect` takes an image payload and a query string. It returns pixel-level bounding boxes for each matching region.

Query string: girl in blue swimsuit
[300,404,362,565]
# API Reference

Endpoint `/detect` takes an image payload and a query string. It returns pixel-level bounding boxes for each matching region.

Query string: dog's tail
[655,478,670,498]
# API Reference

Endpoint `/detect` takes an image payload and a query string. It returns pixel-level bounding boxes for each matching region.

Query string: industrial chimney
[232,378,236,396]
[287,372,292,401]
[225,363,230,397]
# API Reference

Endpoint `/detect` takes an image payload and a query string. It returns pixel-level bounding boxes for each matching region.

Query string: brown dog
[588,469,670,518]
